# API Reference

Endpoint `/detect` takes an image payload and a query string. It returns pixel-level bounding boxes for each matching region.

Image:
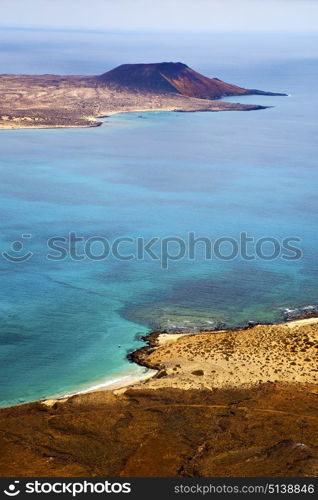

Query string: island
[0,62,286,129]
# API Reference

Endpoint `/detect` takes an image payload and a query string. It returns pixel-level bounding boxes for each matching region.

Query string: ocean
[0,29,317,406]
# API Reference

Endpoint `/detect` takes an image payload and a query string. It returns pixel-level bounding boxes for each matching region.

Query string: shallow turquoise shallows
[0,37,317,406]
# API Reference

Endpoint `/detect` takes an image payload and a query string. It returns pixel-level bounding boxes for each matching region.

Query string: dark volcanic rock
[98,62,286,99]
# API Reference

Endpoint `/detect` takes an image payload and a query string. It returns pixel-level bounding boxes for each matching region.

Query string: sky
[1,0,318,33]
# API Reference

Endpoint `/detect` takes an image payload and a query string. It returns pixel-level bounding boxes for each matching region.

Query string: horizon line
[1,25,318,36]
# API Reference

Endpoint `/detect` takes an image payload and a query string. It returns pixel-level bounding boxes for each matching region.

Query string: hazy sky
[1,0,318,32]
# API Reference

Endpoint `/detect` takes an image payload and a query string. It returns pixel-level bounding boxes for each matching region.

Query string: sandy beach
[43,317,318,406]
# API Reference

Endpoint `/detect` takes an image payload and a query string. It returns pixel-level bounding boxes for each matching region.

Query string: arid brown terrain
[0,319,317,477]
[0,385,317,477]
[0,62,285,129]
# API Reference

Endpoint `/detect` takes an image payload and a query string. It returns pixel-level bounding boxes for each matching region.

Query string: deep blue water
[0,29,317,406]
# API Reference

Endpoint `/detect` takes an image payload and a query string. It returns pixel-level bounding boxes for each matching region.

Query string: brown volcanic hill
[98,62,286,99]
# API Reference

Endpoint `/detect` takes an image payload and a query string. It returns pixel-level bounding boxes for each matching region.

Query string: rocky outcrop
[98,62,286,99]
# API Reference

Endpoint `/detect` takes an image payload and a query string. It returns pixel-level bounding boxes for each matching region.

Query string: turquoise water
[0,33,318,406]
